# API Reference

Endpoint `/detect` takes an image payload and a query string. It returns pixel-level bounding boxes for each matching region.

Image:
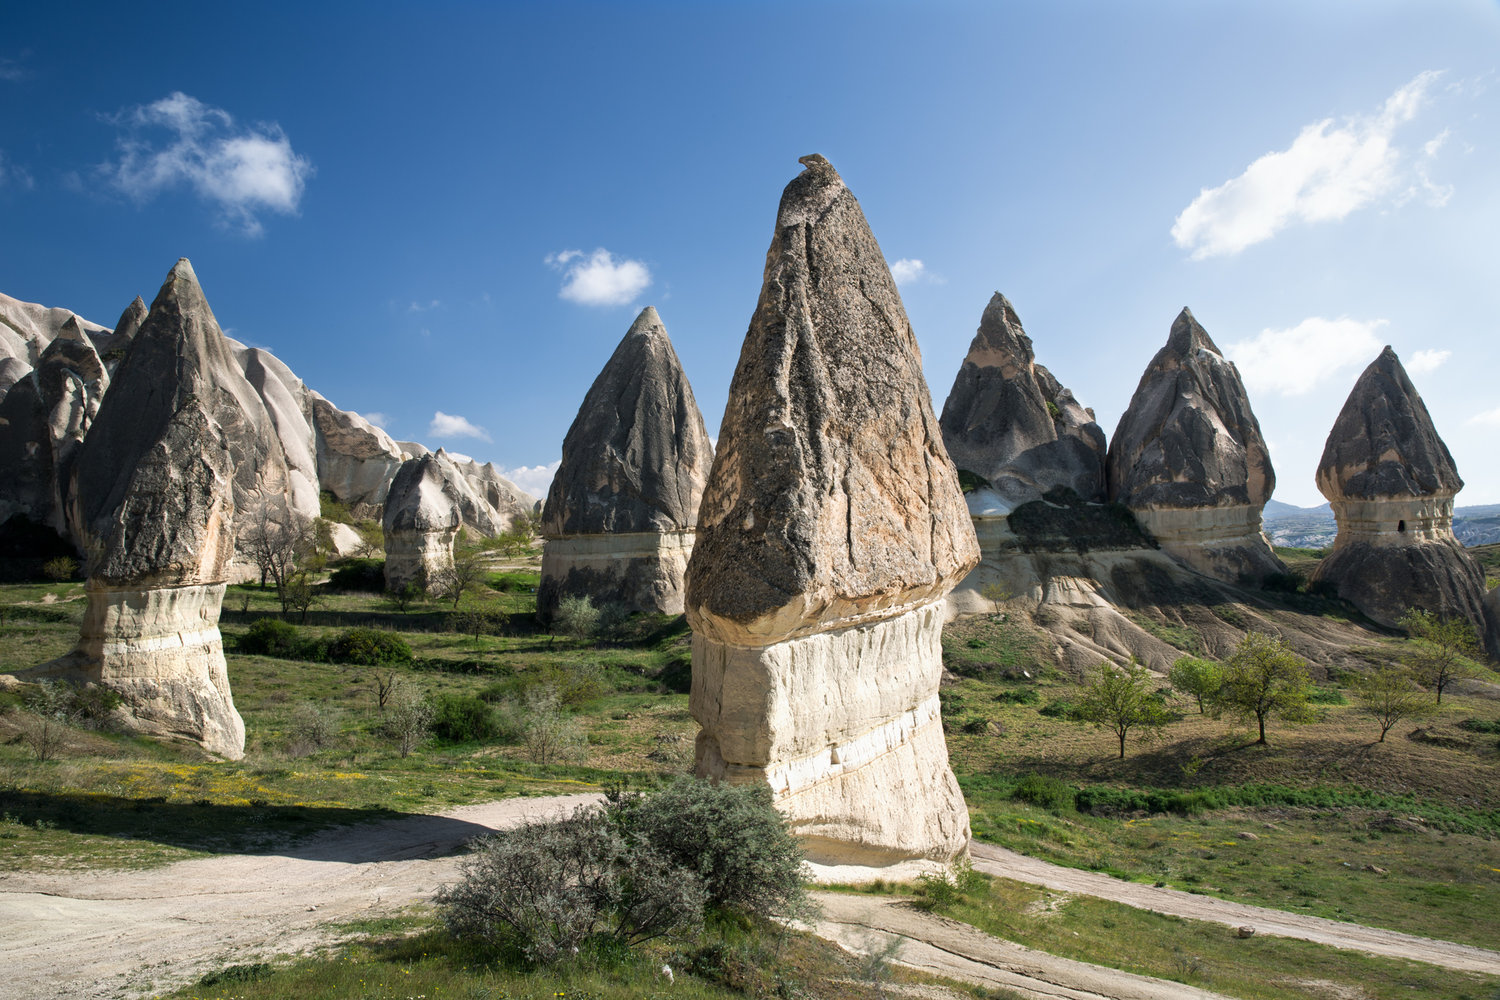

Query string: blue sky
[3,1,1497,506]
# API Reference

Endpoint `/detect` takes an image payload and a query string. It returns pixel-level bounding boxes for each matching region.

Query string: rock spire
[43,259,253,758]
[1311,347,1489,632]
[688,155,977,863]
[538,305,713,616]
[1106,308,1283,583]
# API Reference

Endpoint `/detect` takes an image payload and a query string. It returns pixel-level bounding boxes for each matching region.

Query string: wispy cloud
[1226,317,1388,396]
[430,410,492,442]
[1466,406,1500,428]
[1172,71,1446,259]
[545,248,651,306]
[1405,348,1451,375]
[97,91,313,236]
[0,56,28,82]
[0,150,35,191]
[362,411,391,430]
[498,460,560,499]
[407,299,441,313]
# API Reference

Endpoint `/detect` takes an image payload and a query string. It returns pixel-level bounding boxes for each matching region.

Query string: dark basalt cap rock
[1317,346,1462,501]
[939,292,1106,505]
[1107,308,1275,510]
[73,259,282,584]
[687,155,978,637]
[541,305,713,536]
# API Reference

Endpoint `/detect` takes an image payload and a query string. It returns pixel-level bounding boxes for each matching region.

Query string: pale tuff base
[539,530,693,616]
[1131,503,1283,584]
[33,582,245,759]
[383,526,457,592]
[1326,495,1458,548]
[692,602,970,864]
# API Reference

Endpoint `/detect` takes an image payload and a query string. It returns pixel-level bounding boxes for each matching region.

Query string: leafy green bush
[1038,699,1081,720]
[993,687,1040,705]
[318,490,354,525]
[605,778,807,919]
[1010,772,1076,811]
[1459,718,1500,735]
[328,558,386,592]
[239,618,305,658]
[1307,685,1347,705]
[960,716,990,734]
[327,627,412,665]
[488,570,538,593]
[41,556,78,581]
[429,693,498,743]
[1074,786,1209,817]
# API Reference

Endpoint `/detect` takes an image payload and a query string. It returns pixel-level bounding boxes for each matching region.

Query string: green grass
[837,874,1500,999]
[156,912,987,1000]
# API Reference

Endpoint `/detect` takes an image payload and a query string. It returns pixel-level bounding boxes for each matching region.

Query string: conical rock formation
[940,292,1106,511]
[1311,347,1488,632]
[539,306,713,616]
[381,449,515,592]
[688,156,977,864]
[1106,308,1283,583]
[39,259,253,758]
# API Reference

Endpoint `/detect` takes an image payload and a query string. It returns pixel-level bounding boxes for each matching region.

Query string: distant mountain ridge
[1263,500,1500,548]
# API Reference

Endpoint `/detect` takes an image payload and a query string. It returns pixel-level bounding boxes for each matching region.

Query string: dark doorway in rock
[1397,520,1406,533]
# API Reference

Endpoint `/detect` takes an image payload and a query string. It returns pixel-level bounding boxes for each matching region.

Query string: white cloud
[0,57,26,82]
[362,411,390,430]
[546,248,651,306]
[498,461,560,500]
[1466,406,1500,428]
[98,91,313,236]
[0,150,34,190]
[445,451,474,464]
[1172,71,1445,259]
[407,299,441,313]
[890,259,926,286]
[429,411,492,442]
[1405,348,1451,375]
[1225,316,1387,396]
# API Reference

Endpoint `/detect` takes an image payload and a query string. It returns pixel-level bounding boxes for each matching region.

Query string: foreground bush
[437,779,807,964]
[327,558,386,592]
[238,618,305,658]
[429,693,498,743]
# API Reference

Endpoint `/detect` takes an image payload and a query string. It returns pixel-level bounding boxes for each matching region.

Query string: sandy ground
[3,794,1498,1000]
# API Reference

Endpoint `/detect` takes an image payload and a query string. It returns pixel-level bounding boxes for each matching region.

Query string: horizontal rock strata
[689,155,977,864]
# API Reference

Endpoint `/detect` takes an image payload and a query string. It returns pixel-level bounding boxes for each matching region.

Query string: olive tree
[1076,658,1171,759]
[1168,656,1223,714]
[1352,666,1432,742]
[1214,632,1314,745]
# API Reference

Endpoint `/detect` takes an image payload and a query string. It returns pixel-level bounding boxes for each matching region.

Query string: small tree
[1214,632,1314,745]
[1168,656,1223,714]
[41,556,78,582]
[1352,666,1433,742]
[554,594,600,641]
[522,686,585,765]
[387,581,422,613]
[382,680,433,758]
[373,670,398,714]
[353,520,384,558]
[22,680,74,761]
[1400,608,1480,705]
[1076,659,1171,759]
[241,495,319,615]
[433,538,488,610]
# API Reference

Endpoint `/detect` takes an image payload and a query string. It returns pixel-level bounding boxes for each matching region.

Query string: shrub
[554,594,601,640]
[1010,772,1076,811]
[41,556,78,581]
[285,701,341,756]
[960,716,990,734]
[521,687,585,764]
[994,687,1040,705]
[605,778,808,920]
[381,680,432,757]
[1038,699,1080,720]
[239,618,304,658]
[328,558,386,592]
[436,808,704,964]
[430,693,498,743]
[328,627,412,665]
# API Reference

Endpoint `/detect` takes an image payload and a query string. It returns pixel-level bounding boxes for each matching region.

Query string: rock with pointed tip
[688,156,976,864]
[37,259,250,759]
[1106,308,1283,583]
[539,306,713,616]
[97,295,148,368]
[382,449,501,592]
[1311,347,1488,632]
[940,292,1106,512]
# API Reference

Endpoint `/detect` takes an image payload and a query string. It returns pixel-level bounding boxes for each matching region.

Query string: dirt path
[0,794,598,1000]
[3,794,1497,1000]
[812,891,1236,1000]
[970,842,1500,975]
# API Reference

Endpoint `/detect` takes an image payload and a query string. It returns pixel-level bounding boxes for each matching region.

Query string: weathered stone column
[1106,308,1284,584]
[539,306,713,617]
[688,156,978,865]
[1311,346,1489,633]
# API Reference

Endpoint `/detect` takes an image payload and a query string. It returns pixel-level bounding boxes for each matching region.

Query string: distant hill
[1262,500,1500,549]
